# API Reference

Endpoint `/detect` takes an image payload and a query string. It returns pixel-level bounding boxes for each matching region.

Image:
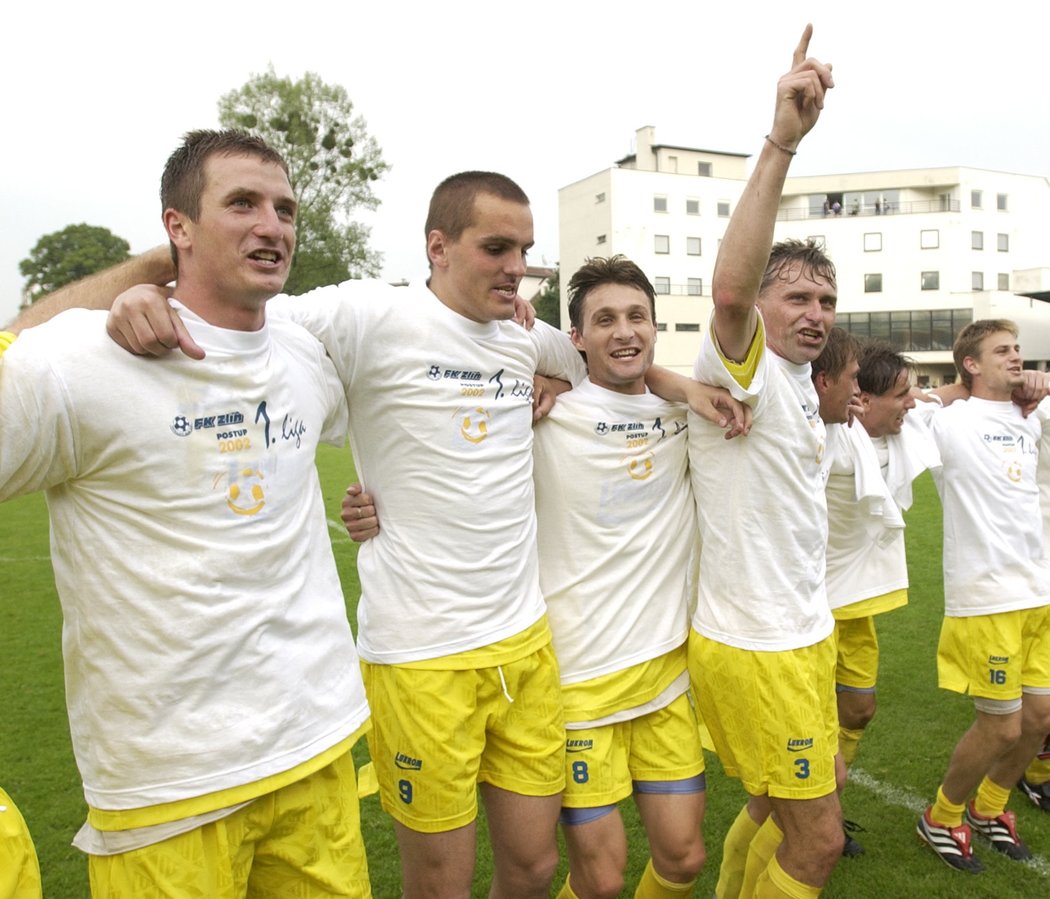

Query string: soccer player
[1018,737,1050,812]
[819,340,941,855]
[685,26,842,899]
[811,327,860,428]
[0,787,42,899]
[918,319,1050,873]
[533,255,707,899]
[0,131,372,896]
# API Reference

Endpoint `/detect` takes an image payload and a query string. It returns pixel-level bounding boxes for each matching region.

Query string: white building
[559,127,1050,380]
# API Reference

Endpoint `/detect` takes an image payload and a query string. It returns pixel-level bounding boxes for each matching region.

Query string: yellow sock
[1025,745,1050,784]
[930,785,965,828]
[635,857,697,898]
[973,776,1011,819]
[838,726,864,767]
[715,805,762,899]
[556,876,581,899]
[754,855,821,899]
[740,817,783,898]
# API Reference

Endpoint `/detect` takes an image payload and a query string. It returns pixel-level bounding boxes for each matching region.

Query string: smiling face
[571,283,657,394]
[426,192,533,323]
[165,152,297,330]
[758,261,837,365]
[862,369,915,437]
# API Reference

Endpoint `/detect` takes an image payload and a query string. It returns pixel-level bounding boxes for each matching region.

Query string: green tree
[19,224,131,300]
[218,66,388,295]
[533,267,561,329]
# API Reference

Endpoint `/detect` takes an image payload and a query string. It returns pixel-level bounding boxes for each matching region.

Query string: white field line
[850,767,1050,878]
[0,556,51,562]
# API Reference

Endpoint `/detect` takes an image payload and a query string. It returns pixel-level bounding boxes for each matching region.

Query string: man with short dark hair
[535,255,707,899]
[819,339,939,856]
[0,130,372,897]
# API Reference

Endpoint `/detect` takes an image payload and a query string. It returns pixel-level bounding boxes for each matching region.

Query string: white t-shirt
[931,396,1050,616]
[688,317,833,651]
[824,423,907,610]
[533,380,695,684]
[270,282,587,663]
[0,307,369,810]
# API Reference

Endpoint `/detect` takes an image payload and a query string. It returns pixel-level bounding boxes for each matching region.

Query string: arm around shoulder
[6,246,176,334]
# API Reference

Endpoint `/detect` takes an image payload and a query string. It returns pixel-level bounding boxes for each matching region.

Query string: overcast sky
[4,1,1047,325]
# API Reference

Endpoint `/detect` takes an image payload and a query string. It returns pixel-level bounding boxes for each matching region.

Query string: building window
[595,192,606,203]
[997,193,1008,211]
[596,234,606,245]
[686,237,702,256]
[920,229,939,249]
[864,233,882,252]
[698,162,712,177]
[998,233,1009,252]
[654,196,668,213]
[838,308,971,352]
[687,278,703,296]
[998,273,1010,291]
[972,272,984,291]
[971,190,983,209]
[686,198,700,215]
[864,274,883,293]
[655,235,670,254]
[971,231,984,250]
[717,201,730,217]
[675,323,701,332]
[656,322,668,332]
[654,277,670,295]
[921,271,940,290]
[667,155,679,174]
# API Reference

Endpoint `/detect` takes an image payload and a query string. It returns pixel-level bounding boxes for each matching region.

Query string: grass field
[2,448,1049,897]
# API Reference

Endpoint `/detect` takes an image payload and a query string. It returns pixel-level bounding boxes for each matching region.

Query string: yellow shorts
[938,605,1050,699]
[362,642,565,833]
[688,630,838,800]
[0,788,42,899]
[561,691,705,810]
[835,616,879,691]
[88,752,370,898]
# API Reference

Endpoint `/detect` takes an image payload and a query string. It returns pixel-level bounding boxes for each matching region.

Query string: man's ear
[570,326,585,353]
[963,355,981,380]
[164,208,192,252]
[426,229,451,271]
[813,370,829,397]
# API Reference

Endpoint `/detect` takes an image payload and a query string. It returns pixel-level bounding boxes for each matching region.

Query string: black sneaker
[1017,776,1050,813]
[964,803,1032,861]
[916,807,983,873]
[842,818,865,858]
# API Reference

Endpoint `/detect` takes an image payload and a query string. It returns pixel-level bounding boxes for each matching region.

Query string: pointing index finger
[793,23,813,67]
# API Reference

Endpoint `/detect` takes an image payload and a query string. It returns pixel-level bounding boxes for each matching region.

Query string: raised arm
[5,246,176,333]
[710,24,834,361]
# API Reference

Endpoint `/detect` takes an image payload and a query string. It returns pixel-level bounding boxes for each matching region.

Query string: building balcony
[777,197,962,222]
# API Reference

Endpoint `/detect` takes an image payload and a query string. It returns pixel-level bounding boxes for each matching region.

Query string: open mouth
[249,249,282,266]
[611,348,641,359]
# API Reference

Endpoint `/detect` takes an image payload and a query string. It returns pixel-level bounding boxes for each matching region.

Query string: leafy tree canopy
[19,224,131,301]
[533,267,561,329]
[218,67,388,294]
